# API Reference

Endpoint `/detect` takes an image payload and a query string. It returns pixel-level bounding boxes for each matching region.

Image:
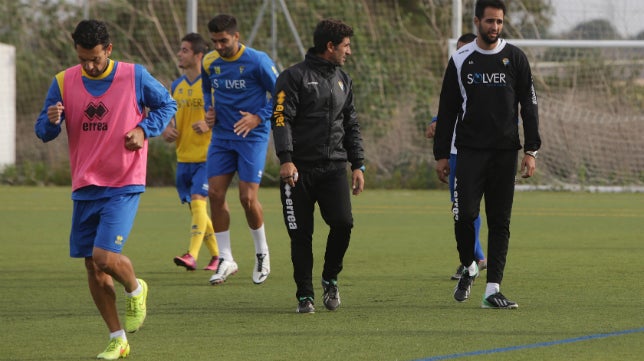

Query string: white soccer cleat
[252,253,270,284]
[208,258,238,285]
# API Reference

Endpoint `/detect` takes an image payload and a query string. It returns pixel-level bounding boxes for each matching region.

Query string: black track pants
[453,148,518,284]
[280,166,353,300]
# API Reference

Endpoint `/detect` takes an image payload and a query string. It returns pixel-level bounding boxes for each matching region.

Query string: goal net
[517,40,644,188]
[449,0,644,188]
[4,0,644,188]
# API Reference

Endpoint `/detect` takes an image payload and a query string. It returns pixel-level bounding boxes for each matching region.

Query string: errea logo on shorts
[114,235,124,245]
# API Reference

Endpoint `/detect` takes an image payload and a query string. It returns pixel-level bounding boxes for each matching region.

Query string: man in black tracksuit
[433,0,541,309]
[271,19,365,314]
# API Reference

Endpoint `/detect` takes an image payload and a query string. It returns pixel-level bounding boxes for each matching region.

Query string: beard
[480,32,499,45]
[478,25,500,45]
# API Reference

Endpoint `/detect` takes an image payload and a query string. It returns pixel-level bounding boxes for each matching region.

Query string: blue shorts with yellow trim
[207,139,268,183]
[176,162,209,203]
[69,193,140,258]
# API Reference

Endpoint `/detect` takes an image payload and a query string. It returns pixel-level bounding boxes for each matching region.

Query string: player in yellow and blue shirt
[201,14,278,286]
[163,33,220,272]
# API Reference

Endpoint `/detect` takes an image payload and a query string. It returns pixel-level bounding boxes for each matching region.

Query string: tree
[567,19,621,40]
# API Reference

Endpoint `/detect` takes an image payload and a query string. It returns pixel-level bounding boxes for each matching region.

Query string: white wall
[0,43,16,170]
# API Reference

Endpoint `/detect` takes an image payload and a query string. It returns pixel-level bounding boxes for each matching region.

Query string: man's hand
[425,122,436,139]
[435,158,450,184]
[47,102,64,125]
[192,120,210,134]
[520,154,536,178]
[352,169,364,196]
[161,119,178,142]
[205,106,216,128]
[280,162,298,187]
[125,127,145,151]
[233,111,261,138]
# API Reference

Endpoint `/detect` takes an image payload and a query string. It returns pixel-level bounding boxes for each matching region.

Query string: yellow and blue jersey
[171,74,210,163]
[201,44,278,142]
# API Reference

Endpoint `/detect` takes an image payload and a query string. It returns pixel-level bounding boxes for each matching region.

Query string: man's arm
[342,78,364,171]
[517,51,541,152]
[255,52,279,124]
[201,54,215,112]
[271,69,298,164]
[433,58,461,160]
[35,78,64,142]
[135,65,177,138]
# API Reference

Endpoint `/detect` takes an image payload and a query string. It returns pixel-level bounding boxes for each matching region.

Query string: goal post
[0,43,16,171]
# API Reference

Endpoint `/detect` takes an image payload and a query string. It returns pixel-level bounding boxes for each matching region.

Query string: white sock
[467,261,478,276]
[485,283,500,298]
[125,280,142,297]
[250,224,269,255]
[215,230,233,261]
[110,329,127,341]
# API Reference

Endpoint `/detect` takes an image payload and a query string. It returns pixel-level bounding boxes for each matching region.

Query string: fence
[2,0,643,187]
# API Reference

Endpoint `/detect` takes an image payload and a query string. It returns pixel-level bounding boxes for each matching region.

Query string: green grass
[1,186,643,361]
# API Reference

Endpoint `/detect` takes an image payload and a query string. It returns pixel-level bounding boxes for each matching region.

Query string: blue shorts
[207,139,268,183]
[69,193,140,258]
[176,162,209,203]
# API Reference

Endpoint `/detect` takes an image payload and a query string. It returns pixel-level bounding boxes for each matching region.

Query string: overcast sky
[550,0,644,37]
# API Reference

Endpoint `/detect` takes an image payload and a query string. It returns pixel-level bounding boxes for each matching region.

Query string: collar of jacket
[305,49,338,77]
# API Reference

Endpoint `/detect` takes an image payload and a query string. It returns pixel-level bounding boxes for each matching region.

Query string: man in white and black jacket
[272,18,365,314]
[433,0,541,309]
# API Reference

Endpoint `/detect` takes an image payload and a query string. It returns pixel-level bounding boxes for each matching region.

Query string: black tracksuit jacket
[271,50,364,171]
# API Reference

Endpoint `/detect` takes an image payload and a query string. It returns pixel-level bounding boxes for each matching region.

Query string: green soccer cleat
[125,279,148,333]
[296,297,315,314]
[97,337,130,360]
[321,279,341,311]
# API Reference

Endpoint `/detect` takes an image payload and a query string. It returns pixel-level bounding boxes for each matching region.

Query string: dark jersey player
[433,0,541,309]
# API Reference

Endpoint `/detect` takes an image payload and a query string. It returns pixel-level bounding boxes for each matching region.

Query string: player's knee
[208,188,226,205]
[239,193,258,211]
[329,218,353,233]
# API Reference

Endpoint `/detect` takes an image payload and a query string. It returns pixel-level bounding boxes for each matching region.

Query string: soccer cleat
[203,256,220,271]
[453,264,478,302]
[450,264,465,280]
[482,292,519,309]
[252,253,270,284]
[208,258,238,285]
[321,279,341,311]
[125,279,148,333]
[97,337,130,360]
[174,253,197,271]
[296,297,315,313]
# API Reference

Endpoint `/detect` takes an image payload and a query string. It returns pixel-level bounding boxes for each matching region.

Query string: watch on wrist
[525,150,538,159]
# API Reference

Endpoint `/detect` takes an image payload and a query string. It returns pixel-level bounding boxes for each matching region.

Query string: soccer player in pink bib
[35,19,176,360]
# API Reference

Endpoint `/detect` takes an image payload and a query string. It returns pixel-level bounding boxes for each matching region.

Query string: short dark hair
[207,14,238,35]
[312,19,354,54]
[181,33,209,55]
[71,19,111,49]
[457,33,477,44]
[475,0,506,19]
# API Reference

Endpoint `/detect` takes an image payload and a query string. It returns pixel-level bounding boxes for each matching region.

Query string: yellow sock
[188,199,210,259]
[203,217,219,257]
